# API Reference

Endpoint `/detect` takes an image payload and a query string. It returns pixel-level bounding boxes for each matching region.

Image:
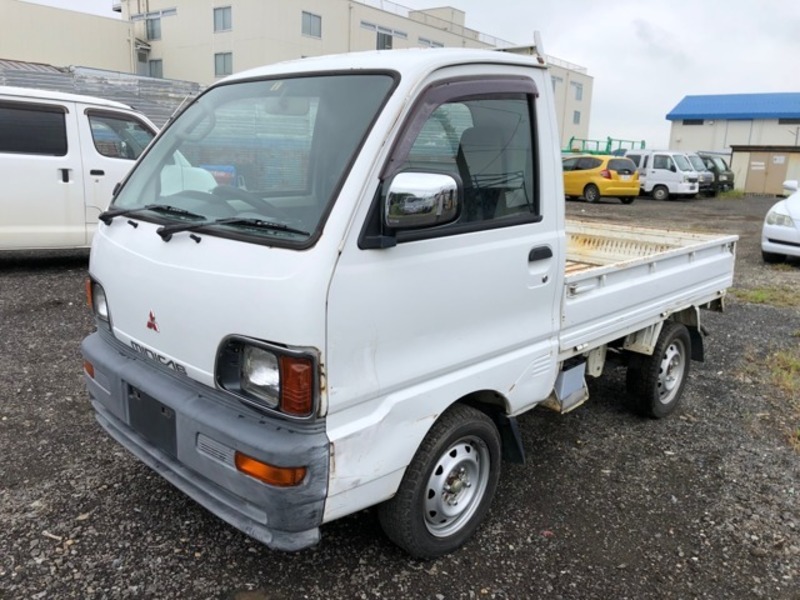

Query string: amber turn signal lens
[279,356,314,416]
[85,278,94,310]
[84,360,95,379]
[234,452,306,487]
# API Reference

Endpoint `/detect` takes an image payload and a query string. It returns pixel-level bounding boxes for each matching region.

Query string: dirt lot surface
[1,194,799,599]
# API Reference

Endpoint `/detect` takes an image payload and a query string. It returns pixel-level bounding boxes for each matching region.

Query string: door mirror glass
[385,172,459,230]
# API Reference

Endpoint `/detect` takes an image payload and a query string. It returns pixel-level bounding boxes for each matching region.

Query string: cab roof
[0,85,133,110]
[221,48,545,85]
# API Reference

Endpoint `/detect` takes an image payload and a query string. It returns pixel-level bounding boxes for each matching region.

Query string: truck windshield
[111,74,395,246]
[674,154,692,171]
[687,155,706,171]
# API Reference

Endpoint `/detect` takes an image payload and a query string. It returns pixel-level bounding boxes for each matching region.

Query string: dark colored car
[697,152,734,194]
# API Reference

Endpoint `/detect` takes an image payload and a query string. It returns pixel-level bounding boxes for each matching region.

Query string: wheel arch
[459,390,525,464]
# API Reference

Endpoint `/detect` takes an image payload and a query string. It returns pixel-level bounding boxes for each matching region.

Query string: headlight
[216,337,317,417]
[720,175,728,181]
[241,346,281,407]
[766,210,794,227]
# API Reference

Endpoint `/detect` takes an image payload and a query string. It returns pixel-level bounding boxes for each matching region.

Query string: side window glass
[653,155,669,170]
[406,103,472,170]
[0,104,67,156]
[396,94,536,228]
[88,113,155,160]
[562,157,578,171]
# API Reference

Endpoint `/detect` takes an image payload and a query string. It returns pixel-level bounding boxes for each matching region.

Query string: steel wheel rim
[657,339,686,405]
[424,435,491,537]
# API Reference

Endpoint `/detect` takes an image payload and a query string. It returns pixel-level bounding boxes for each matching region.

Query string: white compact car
[762,180,800,263]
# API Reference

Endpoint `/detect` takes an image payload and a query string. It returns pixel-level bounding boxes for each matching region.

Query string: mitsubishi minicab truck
[82,47,737,558]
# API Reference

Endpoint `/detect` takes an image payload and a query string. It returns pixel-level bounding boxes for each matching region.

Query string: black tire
[762,250,784,264]
[620,196,636,205]
[626,322,691,418]
[651,186,669,201]
[378,404,501,559]
[583,184,600,203]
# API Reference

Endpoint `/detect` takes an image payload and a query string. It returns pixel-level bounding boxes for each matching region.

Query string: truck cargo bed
[560,219,737,358]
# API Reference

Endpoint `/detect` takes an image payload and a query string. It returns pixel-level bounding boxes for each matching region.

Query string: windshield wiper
[99,204,205,225]
[156,217,310,242]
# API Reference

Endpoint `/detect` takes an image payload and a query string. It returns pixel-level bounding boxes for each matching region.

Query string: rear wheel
[583,184,600,203]
[378,404,501,559]
[651,186,669,201]
[626,321,691,418]
[620,196,636,205]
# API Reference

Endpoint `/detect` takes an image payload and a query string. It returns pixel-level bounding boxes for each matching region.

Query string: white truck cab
[82,49,736,558]
[0,86,157,251]
[625,149,699,201]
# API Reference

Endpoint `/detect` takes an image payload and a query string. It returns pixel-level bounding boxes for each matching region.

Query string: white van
[0,86,157,251]
[624,149,699,201]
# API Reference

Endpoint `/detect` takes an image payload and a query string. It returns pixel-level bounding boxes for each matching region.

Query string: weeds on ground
[731,286,800,308]
[718,190,745,200]
[739,346,800,451]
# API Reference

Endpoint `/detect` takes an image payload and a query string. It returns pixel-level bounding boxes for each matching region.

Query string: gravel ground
[1,194,799,599]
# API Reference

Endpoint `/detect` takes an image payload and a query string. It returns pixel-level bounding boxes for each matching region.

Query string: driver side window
[394,94,537,230]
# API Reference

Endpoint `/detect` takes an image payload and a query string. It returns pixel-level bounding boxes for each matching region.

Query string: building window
[570,81,583,101]
[146,17,161,40]
[551,75,563,91]
[148,59,163,78]
[778,118,800,125]
[573,110,581,125]
[302,11,321,38]
[377,32,393,50]
[214,6,231,32]
[214,52,233,77]
[418,37,443,48]
[683,119,704,125]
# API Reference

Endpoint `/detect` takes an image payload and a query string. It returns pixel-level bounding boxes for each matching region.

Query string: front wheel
[651,185,669,201]
[762,250,785,264]
[378,404,501,559]
[626,321,691,418]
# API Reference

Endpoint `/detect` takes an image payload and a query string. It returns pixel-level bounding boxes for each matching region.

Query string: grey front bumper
[81,332,329,552]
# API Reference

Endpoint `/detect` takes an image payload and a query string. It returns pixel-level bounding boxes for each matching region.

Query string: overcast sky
[23,0,800,148]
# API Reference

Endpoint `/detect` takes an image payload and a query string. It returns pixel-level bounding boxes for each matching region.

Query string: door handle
[90,169,105,176]
[59,168,70,183]
[528,246,553,262]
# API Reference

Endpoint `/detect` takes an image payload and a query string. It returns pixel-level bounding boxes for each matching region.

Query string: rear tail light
[600,169,611,179]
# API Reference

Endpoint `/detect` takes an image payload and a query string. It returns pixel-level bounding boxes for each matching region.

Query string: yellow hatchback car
[562,154,639,204]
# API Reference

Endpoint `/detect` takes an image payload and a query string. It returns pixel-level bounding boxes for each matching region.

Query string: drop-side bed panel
[559,220,737,358]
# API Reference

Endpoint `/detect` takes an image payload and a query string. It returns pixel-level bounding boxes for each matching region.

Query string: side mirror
[783,179,799,194]
[385,172,459,230]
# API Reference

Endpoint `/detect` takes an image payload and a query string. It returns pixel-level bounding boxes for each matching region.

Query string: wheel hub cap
[424,437,490,537]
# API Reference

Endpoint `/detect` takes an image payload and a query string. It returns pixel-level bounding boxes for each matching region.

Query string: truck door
[327,76,562,424]
[77,107,157,243]
[0,98,84,249]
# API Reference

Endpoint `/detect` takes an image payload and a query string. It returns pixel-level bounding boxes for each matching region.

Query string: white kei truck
[81,47,737,559]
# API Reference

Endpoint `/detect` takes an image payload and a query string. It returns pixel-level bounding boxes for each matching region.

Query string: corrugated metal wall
[0,64,202,128]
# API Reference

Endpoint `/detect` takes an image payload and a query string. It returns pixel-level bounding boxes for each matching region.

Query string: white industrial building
[1,0,592,147]
[667,93,800,194]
